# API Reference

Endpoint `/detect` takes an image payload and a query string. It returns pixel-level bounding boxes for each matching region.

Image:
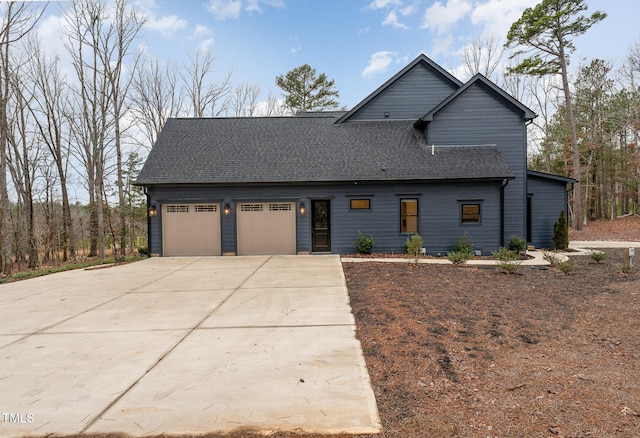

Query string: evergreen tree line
[529,53,640,223]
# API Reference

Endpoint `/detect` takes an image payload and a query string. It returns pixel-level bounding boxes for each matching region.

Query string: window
[400,199,418,233]
[461,204,481,224]
[350,199,370,210]
[195,205,217,212]
[240,203,263,212]
[166,205,189,213]
[269,203,292,211]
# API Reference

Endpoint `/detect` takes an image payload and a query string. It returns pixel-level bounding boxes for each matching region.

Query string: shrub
[553,210,569,250]
[404,234,424,261]
[507,235,526,253]
[492,247,521,274]
[354,232,375,254]
[589,250,607,263]
[137,246,150,257]
[453,232,474,256]
[556,259,575,275]
[618,263,633,274]
[447,250,472,264]
[543,252,561,267]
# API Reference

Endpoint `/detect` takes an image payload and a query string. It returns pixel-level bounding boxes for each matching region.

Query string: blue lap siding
[424,82,529,243]
[147,180,503,256]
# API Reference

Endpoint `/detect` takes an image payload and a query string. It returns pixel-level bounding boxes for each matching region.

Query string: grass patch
[0,255,147,284]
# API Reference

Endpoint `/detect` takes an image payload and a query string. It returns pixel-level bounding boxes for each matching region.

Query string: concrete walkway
[342,241,640,265]
[0,256,380,437]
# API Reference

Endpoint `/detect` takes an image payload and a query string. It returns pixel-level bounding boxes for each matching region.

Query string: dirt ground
[569,215,640,241]
[344,249,640,437]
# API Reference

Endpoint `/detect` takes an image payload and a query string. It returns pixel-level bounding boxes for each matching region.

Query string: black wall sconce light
[224,203,231,216]
[299,202,306,215]
[148,205,157,217]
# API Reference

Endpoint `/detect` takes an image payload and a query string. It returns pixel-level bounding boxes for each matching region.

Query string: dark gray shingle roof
[136,116,513,185]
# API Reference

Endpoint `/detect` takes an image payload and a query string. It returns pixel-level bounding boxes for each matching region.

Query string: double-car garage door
[162,202,296,256]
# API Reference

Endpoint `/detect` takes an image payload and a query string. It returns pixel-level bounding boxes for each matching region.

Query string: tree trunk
[559,41,583,230]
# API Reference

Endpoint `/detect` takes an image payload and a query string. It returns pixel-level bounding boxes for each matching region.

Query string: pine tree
[553,210,569,250]
[505,0,607,230]
[275,64,339,114]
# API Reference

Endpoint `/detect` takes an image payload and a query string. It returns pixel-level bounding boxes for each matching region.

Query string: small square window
[350,199,370,210]
[401,199,418,233]
[461,204,481,224]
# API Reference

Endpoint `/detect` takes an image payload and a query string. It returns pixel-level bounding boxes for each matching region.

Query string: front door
[312,200,331,252]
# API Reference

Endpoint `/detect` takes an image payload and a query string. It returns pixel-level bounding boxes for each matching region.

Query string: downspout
[500,178,509,248]
[144,187,151,255]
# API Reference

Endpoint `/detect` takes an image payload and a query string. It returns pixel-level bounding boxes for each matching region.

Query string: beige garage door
[237,202,296,255]
[162,204,221,256]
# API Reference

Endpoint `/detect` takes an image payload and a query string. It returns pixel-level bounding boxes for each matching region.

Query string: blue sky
[38,0,639,111]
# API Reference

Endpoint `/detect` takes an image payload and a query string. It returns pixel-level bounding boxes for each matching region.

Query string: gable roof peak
[335,53,463,124]
[415,72,537,128]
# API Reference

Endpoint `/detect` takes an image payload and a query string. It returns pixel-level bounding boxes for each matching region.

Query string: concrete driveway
[0,256,380,437]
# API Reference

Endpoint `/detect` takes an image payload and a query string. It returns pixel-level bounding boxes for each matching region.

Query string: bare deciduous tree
[460,35,505,82]
[98,0,145,259]
[65,0,112,259]
[181,50,232,117]
[0,2,44,274]
[228,82,261,117]
[25,36,76,261]
[131,55,183,148]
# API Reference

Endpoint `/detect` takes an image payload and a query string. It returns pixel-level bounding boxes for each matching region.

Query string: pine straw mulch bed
[569,215,640,242]
[342,249,640,437]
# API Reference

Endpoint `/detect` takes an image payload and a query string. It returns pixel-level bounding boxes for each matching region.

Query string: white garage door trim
[162,203,221,256]
[237,202,296,255]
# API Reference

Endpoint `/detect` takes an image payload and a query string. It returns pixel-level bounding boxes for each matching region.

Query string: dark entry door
[312,200,331,252]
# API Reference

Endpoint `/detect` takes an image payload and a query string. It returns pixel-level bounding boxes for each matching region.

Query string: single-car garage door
[237,202,296,255]
[162,204,221,256]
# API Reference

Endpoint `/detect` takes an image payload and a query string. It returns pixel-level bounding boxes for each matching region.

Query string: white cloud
[208,0,242,20]
[207,0,284,20]
[246,0,284,12]
[290,46,301,54]
[198,38,215,52]
[362,51,397,79]
[146,14,188,36]
[382,10,408,29]
[36,14,68,56]
[470,0,539,40]
[429,34,455,57]
[368,0,402,10]
[421,0,472,35]
[192,24,213,40]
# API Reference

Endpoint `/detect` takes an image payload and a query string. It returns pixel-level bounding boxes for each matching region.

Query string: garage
[237,202,296,255]
[162,204,221,256]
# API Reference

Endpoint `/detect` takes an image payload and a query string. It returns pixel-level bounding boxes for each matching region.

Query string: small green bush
[137,246,150,256]
[354,232,375,254]
[447,250,472,264]
[556,259,575,275]
[492,247,521,274]
[543,252,562,267]
[404,234,424,261]
[589,250,607,263]
[553,210,569,250]
[507,235,526,253]
[453,232,474,256]
[618,263,633,274]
